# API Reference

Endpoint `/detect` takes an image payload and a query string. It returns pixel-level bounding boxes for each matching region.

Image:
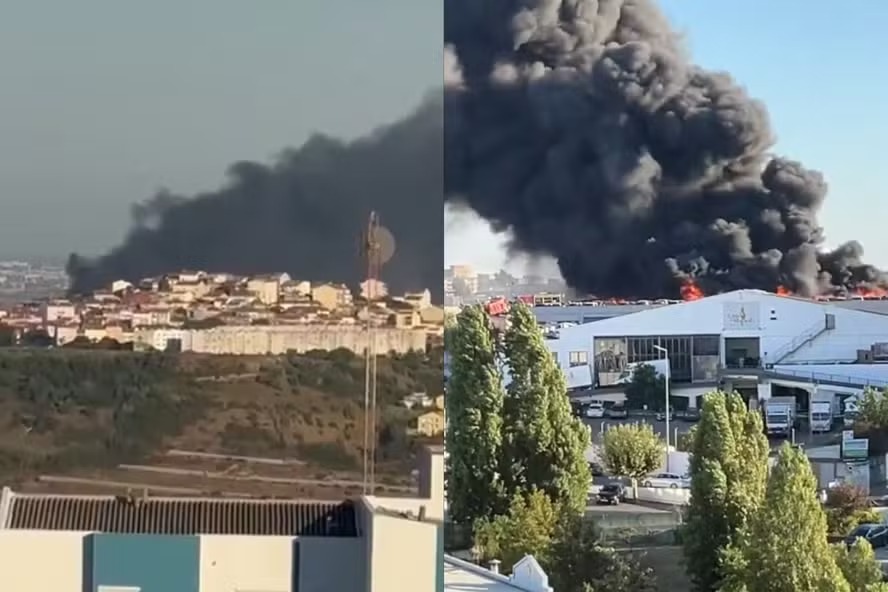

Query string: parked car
[606,405,628,419]
[585,402,605,418]
[596,482,627,505]
[588,461,606,477]
[641,472,690,489]
[846,523,888,549]
[684,408,701,422]
[655,409,674,422]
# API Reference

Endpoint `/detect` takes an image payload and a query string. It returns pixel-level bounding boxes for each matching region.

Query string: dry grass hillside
[0,347,443,499]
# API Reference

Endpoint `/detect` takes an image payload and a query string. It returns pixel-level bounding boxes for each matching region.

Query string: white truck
[809,398,836,433]
[844,397,861,428]
[615,359,671,385]
[763,396,796,438]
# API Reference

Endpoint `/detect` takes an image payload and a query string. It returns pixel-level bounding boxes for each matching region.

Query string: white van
[585,402,605,418]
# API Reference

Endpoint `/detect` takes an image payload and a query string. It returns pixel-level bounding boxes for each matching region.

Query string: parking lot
[582,415,841,449]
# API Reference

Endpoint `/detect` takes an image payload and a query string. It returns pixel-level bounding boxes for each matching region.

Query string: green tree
[682,391,769,592]
[0,324,14,347]
[833,539,888,592]
[742,443,849,592]
[825,483,884,537]
[446,305,506,524]
[547,512,658,592]
[854,388,888,455]
[676,425,697,452]
[600,423,662,497]
[473,489,559,569]
[500,302,590,515]
[624,363,666,410]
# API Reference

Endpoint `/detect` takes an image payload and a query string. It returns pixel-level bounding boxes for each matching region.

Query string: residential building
[281,280,312,298]
[43,300,77,323]
[402,392,434,409]
[403,290,433,309]
[360,279,388,300]
[412,410,445,437]
[111,280,133,293]
[445,555,553,592]
[312,283,353,311]
[133,328,193,352]
[247,274,288,306]
[420,305,446,325]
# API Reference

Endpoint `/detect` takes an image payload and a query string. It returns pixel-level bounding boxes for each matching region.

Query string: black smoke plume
[68,96,443,299]
[444,0,886,298]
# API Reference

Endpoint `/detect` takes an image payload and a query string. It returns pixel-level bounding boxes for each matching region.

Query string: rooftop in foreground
[0,487,359,536]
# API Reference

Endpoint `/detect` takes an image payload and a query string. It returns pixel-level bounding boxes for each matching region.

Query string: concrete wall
[368,513,437,592]
[0,530,87,592]
[298,537,366,592]
[188,325,427,355]
[198,535,293,592]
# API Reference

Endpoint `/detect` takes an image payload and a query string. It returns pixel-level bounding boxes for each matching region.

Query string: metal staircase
[771,314,834,364]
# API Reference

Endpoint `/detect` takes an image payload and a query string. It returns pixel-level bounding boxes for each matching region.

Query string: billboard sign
[842,438,869,460]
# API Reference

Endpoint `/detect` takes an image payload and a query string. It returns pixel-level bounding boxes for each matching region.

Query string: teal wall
[86,533,200,592]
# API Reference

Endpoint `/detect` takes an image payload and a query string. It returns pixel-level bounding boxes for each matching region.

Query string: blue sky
[0,0,441,260]
[445,1,888,274]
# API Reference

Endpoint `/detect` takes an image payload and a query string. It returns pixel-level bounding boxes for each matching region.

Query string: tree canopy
[445,304,506,523]
[741,443,849,592]
[833,539,888,592]
[501,302,590,515]
[624,363,667,411]
[682,391,769,592]
[600,423,662,493]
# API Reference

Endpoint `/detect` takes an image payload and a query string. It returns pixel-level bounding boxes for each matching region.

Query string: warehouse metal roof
[0,487,359,536]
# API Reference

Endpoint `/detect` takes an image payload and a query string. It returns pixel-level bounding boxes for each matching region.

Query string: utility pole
[653,344,671,472]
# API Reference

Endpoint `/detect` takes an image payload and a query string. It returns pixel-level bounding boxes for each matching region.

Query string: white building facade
[548,289,888,408]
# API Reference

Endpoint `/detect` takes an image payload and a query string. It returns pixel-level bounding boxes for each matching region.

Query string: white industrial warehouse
[547,289,888,413]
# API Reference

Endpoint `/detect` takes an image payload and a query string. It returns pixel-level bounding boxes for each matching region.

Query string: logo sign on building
[722,302,761,330]
[842,438,869,460]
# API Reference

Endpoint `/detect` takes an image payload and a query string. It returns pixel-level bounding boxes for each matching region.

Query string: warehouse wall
[368,513,437,592]
[199,535,293,592]
[86,533,200,592]
[0,530,87,592]
[298,536,367,592]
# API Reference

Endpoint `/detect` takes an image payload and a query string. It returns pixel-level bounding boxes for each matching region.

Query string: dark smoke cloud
[68,96,443,300]
[444,0,886,298]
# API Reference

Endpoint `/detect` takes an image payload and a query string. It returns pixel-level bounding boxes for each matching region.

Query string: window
[692,335,720,356]
[569,351,588,367]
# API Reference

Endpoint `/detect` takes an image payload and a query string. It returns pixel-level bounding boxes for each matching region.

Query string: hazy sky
[445,0,888,275]
[0,1,442,261]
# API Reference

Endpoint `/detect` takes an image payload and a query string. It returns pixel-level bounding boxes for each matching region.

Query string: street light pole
[653,344,670,472]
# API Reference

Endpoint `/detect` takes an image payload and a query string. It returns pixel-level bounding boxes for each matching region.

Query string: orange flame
[775,285,791,296]
[854,286,888,299]
[680,279,704,301]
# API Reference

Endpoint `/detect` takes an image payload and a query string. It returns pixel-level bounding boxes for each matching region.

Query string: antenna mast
[361,212,394,495]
